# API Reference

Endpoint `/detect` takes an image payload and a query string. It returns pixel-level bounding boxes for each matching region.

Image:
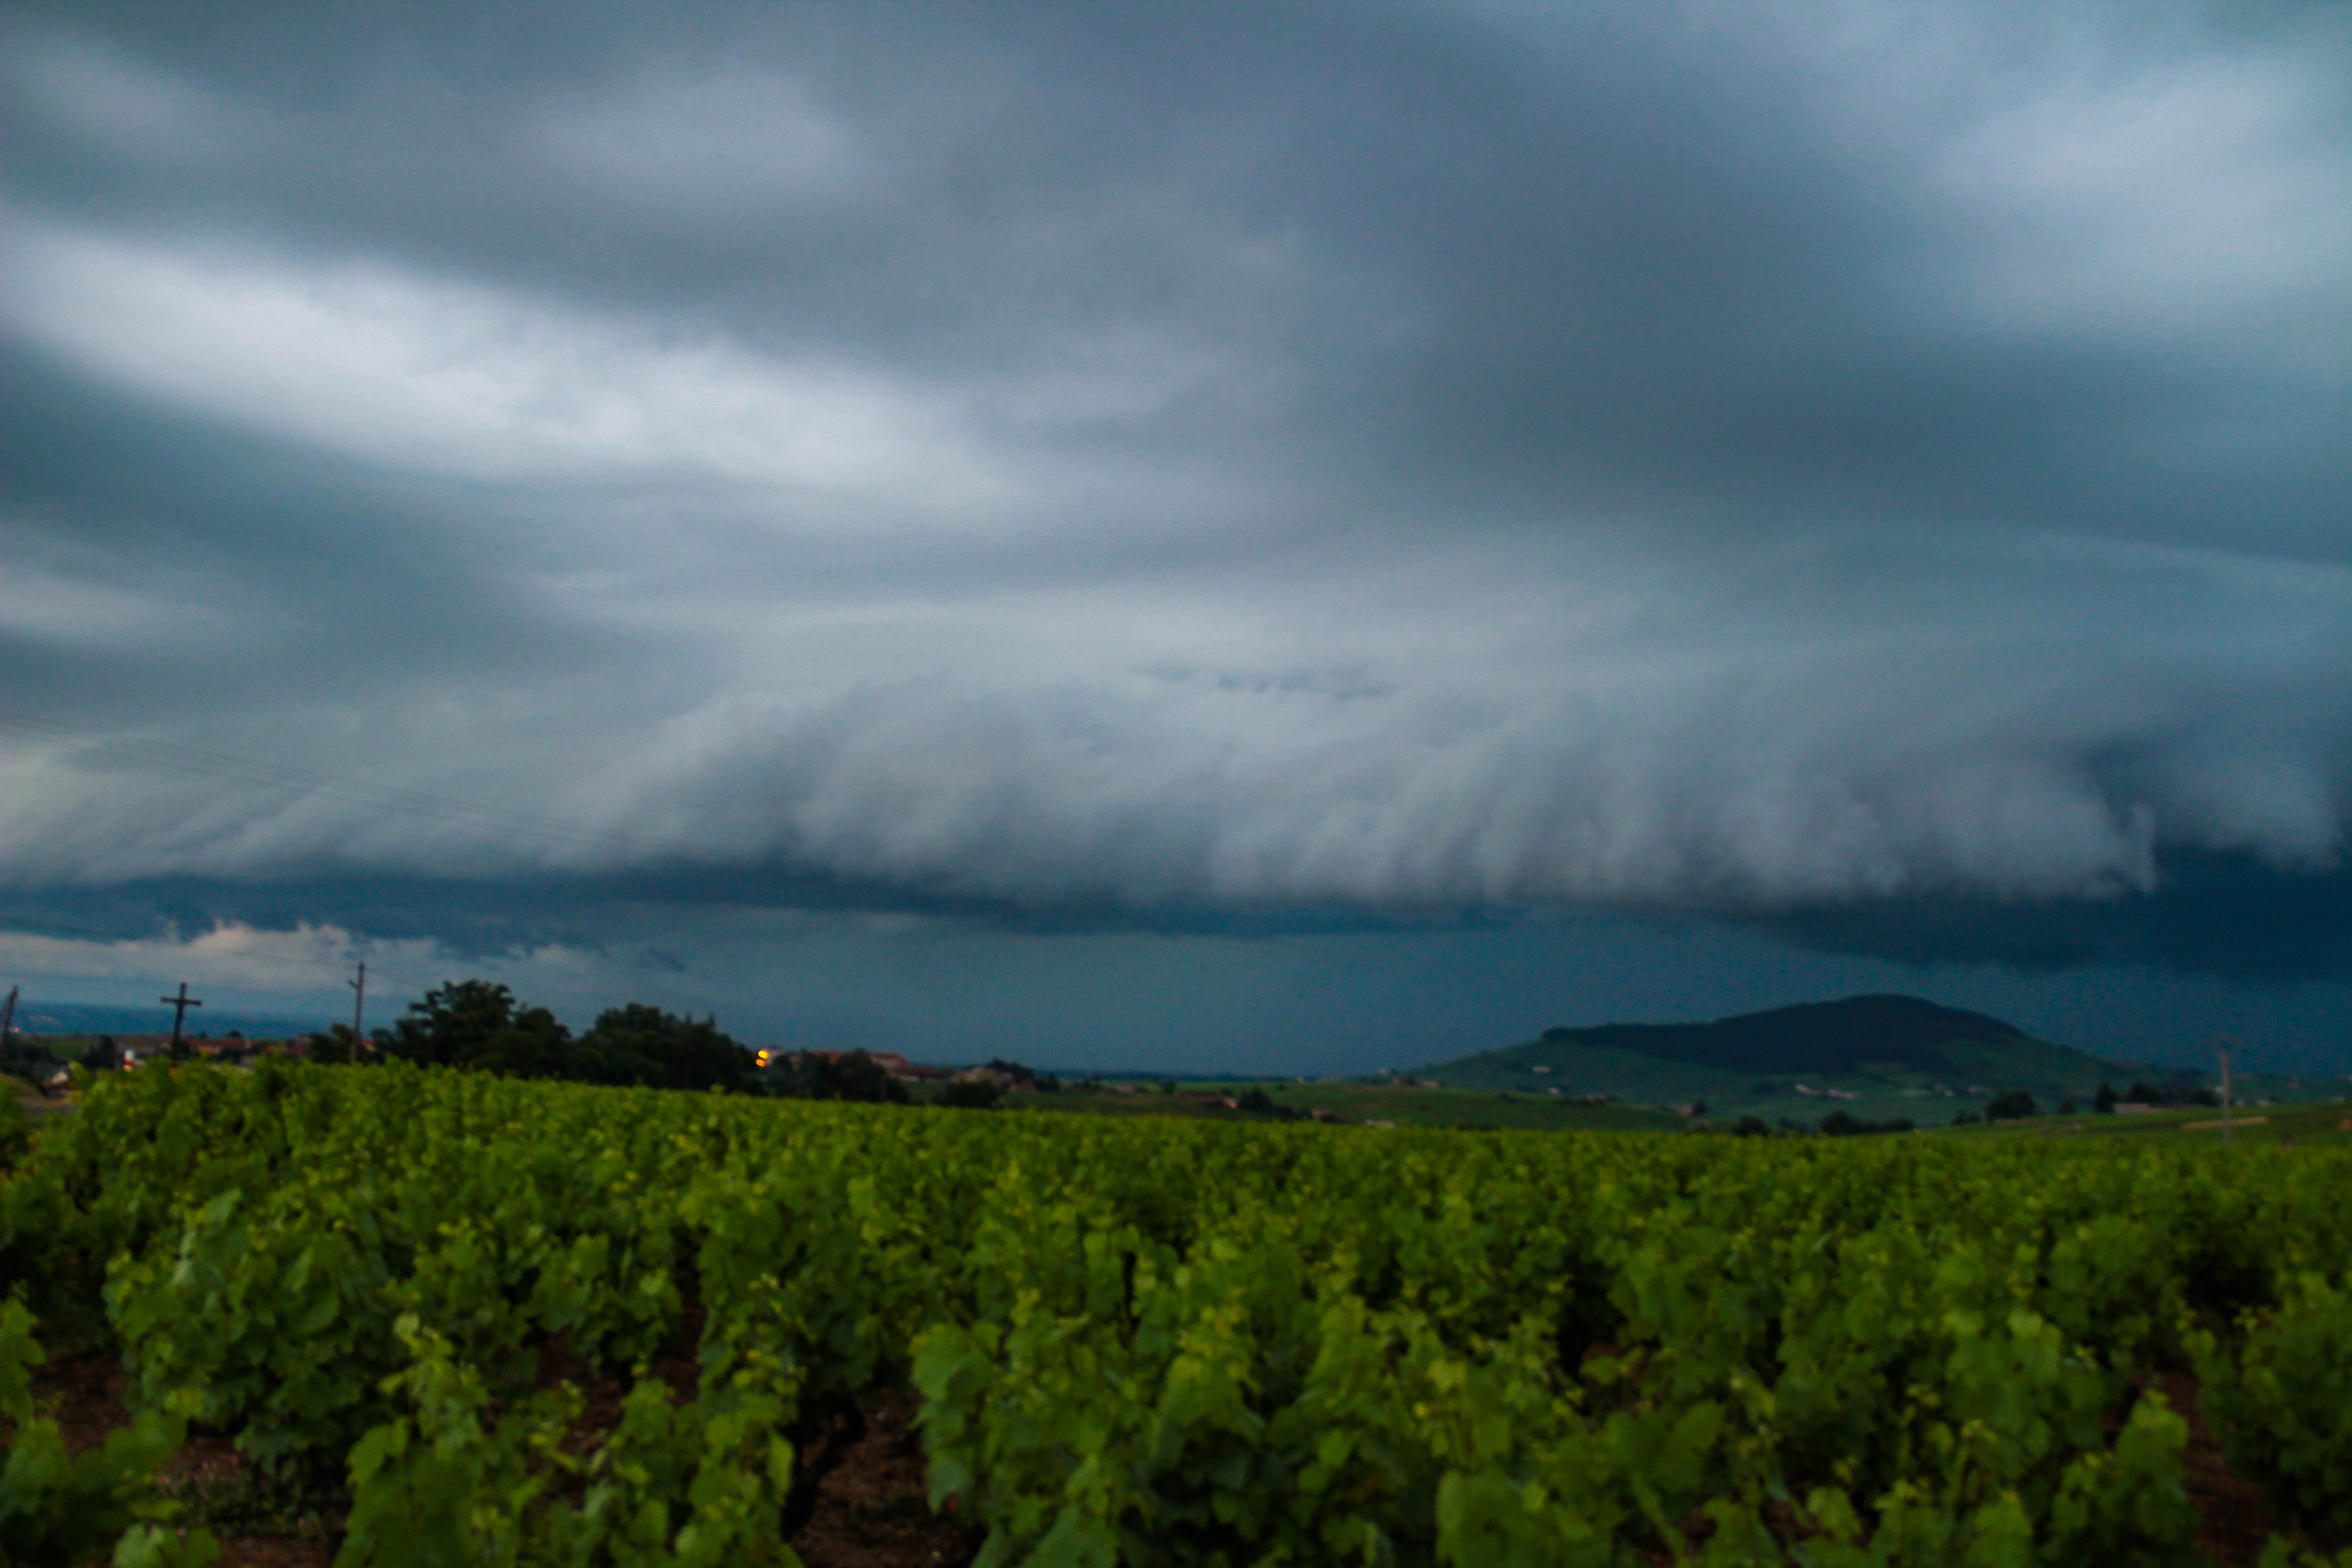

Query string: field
[4,1062,2349,1567]
[1944,1100,2352,1148]
[1029,1078,1690,1132]
[1423,1037,2116,1125]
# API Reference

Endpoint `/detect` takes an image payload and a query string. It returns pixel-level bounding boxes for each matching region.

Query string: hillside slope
[1420,994,2123,1125]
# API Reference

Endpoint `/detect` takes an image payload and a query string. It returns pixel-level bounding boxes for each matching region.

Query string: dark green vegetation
[1,1296,209,1567]
[312,980,1013,1111]
[350,980,758,1093]
[765,1048,915,1105]
[1005,1074,1688,1131]
[5,1063,2350,1565]
[1945,1099,2352,1148]
[1420,993,2348,1129]
[1163,1079,1690,1132]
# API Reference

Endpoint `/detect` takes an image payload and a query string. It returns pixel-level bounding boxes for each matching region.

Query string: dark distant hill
[1527,993,2025,1076]
[1420,994,2136,1123]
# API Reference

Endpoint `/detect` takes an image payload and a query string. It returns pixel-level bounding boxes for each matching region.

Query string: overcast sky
[4,1,2348,1073]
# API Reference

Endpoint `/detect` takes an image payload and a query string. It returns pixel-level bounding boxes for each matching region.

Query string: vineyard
[3,1062,2349,1566]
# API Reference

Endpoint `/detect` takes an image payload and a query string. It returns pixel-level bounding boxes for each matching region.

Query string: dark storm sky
[4,2,2348,1072]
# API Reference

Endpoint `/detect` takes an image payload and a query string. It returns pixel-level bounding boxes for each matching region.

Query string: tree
[307,1022,370,1063]
[573,1004,752,1092]
[2094,1082,2118,1114]
[1984,1089,2036,1122]
[940,1079,1003,1110]
[1235,1088,1303,1122]
[377,980,572,1078]
[777,1051,910,1105]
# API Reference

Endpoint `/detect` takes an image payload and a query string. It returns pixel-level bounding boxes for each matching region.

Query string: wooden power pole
[2215,1036,2237,1146]
[162,982,202,1062]
[348,962,366,1064]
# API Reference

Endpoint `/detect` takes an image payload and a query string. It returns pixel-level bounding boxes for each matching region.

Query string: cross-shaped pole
[162,982,202,1062]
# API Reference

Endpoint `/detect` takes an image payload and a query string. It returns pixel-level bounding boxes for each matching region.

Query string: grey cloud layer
[3,1,2348,973]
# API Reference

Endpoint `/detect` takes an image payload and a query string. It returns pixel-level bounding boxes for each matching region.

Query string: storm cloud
[4,2,2350,1053]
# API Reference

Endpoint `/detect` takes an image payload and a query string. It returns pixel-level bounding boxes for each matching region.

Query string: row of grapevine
[2,1059,2347,1565]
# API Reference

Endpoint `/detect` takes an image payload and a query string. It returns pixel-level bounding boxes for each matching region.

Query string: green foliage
[773,1051,911,1104]
[336,1312,800,1568]
[1818,1110,1915,1136]
[1985,1089,2038,1121]
[376,980,574,1078]
[106,1184,402,1490]
[2201,1273,2352,1548]
[371,983,755,1094]
[0,1093,28,1172]
[0,1299,219,1568]
[1232,1087,1302,1120]
[940,1079,1003,1111]
[2,1061,2346,1563]
[572,1004,753,1093]
[305,1023,364,1063]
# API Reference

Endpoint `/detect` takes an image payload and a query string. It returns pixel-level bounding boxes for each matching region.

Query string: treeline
[309,980,756,1093]
[306,979,1026,1107]
[2095,1079,2221,1111]
[1725,1111,1919,1138]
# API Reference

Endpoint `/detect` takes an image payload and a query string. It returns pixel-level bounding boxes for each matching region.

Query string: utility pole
[162,982,202,1063]
[347,962,366,1064]
[2215,1036,2237,1146]
[0,984,16,1069]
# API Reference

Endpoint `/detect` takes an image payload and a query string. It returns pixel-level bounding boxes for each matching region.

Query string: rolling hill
[1417,994,2134,1125]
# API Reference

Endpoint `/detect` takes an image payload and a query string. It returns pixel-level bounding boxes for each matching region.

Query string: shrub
[785,1052,911,1104]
